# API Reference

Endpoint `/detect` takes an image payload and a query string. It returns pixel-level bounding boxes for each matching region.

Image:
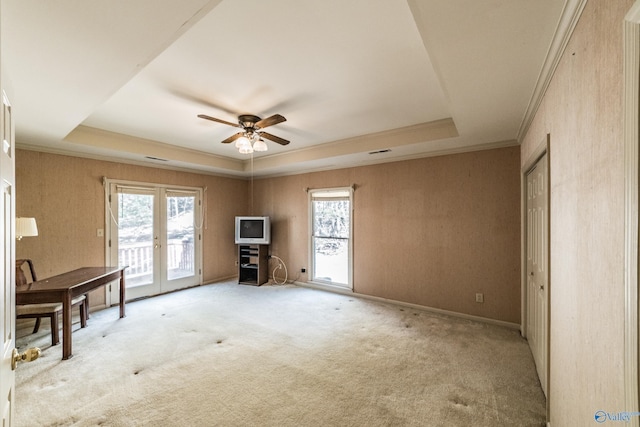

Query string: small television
[235,216,271,245]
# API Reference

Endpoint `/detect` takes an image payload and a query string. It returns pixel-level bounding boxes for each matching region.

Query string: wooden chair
[16,259,88,346]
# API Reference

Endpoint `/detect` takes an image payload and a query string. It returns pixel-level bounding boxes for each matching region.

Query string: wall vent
[368,149,391,155]
[145,156,169,162]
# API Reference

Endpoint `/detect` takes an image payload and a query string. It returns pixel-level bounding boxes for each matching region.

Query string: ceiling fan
[197,113,289,153]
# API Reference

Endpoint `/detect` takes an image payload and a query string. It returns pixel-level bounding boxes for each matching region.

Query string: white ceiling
[1,0,566,177]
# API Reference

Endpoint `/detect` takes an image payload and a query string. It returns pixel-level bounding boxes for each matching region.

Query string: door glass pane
[312,197,349,285]
[118,193,154,287]
[166,194,195,280]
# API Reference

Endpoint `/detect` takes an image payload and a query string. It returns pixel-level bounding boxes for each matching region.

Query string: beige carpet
[15,281,545,426]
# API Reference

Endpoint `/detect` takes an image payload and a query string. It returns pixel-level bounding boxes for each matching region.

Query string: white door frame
[521,134,550,417]
[623,1,640,421]
[0,89,16,425]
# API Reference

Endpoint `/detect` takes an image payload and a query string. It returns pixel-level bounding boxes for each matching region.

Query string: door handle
[12,347,40,370]
[539,285,544,291]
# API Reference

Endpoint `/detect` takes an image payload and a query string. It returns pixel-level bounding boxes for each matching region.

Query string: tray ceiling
[2,0,566,177]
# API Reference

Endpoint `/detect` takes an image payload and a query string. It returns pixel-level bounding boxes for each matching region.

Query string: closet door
[526,153,548,396]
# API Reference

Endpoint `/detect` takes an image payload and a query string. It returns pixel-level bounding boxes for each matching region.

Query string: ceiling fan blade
[166,87,240,115]
[256,114,286,129]
[221,132,244,144]
[197,114,241,128]
[260,131,290,146]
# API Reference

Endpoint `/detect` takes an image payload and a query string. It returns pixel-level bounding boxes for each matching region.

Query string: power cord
[269,255,288,285]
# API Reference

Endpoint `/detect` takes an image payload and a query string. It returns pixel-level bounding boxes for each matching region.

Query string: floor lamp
[16,217,38,286]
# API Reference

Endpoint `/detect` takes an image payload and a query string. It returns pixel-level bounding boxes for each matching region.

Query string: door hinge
[108,239,111,248]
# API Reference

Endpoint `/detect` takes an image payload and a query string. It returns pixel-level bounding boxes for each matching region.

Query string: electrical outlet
[475,293,484,303]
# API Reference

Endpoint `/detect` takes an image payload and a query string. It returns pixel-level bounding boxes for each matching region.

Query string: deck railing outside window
[119,239,194,284]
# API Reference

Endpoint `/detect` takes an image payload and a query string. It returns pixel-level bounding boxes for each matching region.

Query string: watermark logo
[594,410,640,423]
[595,411,608,423]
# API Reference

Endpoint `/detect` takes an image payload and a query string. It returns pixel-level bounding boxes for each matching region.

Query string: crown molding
[64,125,244,172]
[17,120,517,181]
[252,139,518,179]
[248,118,458,173]
[517,0,588,143]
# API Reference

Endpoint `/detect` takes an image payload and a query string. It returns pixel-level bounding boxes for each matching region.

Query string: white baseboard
[202,274,237,286]
[104,277,521,330]
[293,280,521,330]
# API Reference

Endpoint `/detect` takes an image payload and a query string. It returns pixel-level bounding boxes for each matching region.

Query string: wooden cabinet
[238,244,269,286]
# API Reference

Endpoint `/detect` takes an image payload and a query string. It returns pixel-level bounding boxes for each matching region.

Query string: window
[309,188,352,289]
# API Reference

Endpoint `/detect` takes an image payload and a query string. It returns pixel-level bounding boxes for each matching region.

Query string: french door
[106,181,202,302]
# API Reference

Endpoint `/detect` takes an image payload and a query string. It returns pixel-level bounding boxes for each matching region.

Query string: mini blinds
[114,186,197,197]
[165,189,198,198]
[311,189,350,200]
[114,185,154,195]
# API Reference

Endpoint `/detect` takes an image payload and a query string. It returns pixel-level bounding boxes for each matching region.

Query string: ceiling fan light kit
[236,137,253,153]
[253,138,268,152]
[238,144,254,154]
[198,113,289,154]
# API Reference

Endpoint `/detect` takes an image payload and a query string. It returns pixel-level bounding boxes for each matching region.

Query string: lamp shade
[16,217,38,240]
[235,135,250,149]
[253,138,268,152]
[238,144,254,154]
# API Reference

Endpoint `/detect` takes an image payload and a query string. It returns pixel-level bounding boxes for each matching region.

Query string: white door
[112,186,159,300]
[0,91,16,425]
[526,153,548,396]
[107,183,202,301]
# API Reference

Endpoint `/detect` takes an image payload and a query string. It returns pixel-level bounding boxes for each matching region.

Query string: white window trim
[308,186,354,291]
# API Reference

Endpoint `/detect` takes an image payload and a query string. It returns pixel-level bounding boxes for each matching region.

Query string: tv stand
[238,244,269,286]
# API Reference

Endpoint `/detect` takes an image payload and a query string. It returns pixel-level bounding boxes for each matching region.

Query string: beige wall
[16,150,247,307]
[12,1,635,420]
[254,146,521,324]
[16,145,521,324]
[520,0,632,423]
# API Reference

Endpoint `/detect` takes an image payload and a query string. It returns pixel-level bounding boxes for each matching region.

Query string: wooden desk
[16,266,127,360]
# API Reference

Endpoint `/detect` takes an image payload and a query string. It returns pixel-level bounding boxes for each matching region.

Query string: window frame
[308,187,353,290]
